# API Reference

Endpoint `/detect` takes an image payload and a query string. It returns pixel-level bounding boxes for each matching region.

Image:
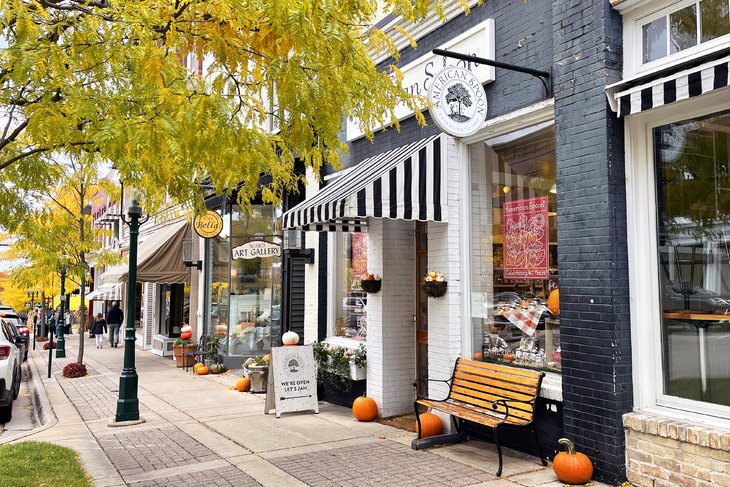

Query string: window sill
[324,336,366,349]
[540,372,562,402]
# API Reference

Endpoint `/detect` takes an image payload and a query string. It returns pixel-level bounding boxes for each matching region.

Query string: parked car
[0,312,28,362]
[0,305,17,314]
[0,319,21,423]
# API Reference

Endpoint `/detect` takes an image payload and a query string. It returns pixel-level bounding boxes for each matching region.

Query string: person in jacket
[91,313,107,348]
[106,302,124,348]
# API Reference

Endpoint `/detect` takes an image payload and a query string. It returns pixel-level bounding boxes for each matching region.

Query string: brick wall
[303,168,320,344]
[624,412,730,487]
[552,1,630,484]
[366,218,417,417]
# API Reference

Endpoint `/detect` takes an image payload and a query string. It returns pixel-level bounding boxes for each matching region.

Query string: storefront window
[332,233,368,341]
[469,125,560,372]
[655,110,730,408]
[210,210,230,347]
[227,205,281,357]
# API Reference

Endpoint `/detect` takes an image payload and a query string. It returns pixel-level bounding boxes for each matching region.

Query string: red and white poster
[503,196,549,280]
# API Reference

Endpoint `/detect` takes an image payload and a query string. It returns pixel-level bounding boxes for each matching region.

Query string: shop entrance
[416,222,429,396]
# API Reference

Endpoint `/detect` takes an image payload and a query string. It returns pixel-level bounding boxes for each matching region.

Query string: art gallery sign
[346,19,495,141]
[232,240,281,260]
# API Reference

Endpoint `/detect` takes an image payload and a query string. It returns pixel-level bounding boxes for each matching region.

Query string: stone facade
[624,412,730,487]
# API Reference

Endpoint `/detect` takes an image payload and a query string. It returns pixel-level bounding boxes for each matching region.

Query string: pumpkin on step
[352,395,378,422]
[195,365,209,375]
[415,412,443,438]
[553,438,593,485]
[193,362,205,373]
[235,377,251,392]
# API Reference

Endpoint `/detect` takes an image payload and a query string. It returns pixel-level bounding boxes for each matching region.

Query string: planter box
[172,345,196,368]
[350,363,366,381]
[248,365,268,393]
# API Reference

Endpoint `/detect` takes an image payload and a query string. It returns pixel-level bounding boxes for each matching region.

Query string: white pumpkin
[282,331,300,346]
[181,325,192,333]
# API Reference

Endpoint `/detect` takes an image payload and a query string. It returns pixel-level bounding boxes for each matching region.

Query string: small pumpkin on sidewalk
[235,377,251,392]
[553,438,593,485]
[195,365,210,375]
[352,395,378,422]
[415,412,443,437]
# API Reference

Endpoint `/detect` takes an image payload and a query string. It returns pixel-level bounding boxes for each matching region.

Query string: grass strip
[0,441,91,487]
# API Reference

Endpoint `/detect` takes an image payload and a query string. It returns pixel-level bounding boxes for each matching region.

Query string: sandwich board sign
[264,345,319,418]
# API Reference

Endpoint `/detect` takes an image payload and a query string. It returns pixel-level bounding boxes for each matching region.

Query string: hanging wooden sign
[264,345,319,418]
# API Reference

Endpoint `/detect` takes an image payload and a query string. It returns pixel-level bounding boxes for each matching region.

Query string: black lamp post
[56,255,69,359]
[115,199,147,423]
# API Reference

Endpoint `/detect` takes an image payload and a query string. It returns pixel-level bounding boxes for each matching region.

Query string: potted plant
[173,338,196,368]
[243,354,269,392]
[205,334,226,374]
[360,273,381,293]
[422,271,447,298]
[347,344,367,381]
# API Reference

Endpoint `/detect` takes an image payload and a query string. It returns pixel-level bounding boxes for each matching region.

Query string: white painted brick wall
[366,218,417,417]
[428,137,464,402]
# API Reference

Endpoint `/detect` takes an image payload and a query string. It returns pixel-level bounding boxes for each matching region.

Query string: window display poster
[265,345,319,418]
[503,196,549,280]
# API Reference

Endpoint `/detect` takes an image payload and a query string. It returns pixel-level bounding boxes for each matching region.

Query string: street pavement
[0,361,38,442]
[12,334,612,487]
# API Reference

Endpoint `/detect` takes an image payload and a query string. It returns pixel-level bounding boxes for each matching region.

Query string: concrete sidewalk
[17,335,608,487]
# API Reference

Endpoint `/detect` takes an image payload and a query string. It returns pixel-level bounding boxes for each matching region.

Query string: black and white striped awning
[607,55,729,117]
[283,134,447,231]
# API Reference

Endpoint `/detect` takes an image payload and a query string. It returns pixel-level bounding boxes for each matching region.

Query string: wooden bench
[413,358,547,477]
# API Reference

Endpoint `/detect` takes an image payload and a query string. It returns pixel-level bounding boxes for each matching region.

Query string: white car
[0,319,21,423]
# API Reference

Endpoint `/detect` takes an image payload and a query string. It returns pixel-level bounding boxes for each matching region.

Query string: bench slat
[416,398,530,426]
[449,384,535,419]
[455,359,543,380]
[456,363,542,388]
[447,391,534,423]
[452,374,539,398]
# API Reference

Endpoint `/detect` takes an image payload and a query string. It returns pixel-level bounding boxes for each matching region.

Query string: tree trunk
[77,187,86,365]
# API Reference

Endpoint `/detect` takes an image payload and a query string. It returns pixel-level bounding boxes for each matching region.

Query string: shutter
[282,250,307,342]
[143,283,156,348]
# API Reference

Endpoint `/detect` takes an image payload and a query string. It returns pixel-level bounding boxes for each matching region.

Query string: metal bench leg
[414,402,423,442]
[494,424,503,477]
[532,425,548,466]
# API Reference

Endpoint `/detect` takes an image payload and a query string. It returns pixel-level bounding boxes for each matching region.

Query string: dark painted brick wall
[346,0,554,166]
[552,1,631,484]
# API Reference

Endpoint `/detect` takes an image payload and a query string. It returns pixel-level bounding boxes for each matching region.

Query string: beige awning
[101,220,191,285]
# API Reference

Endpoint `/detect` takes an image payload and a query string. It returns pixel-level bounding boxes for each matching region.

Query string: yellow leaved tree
[0,0,471,227]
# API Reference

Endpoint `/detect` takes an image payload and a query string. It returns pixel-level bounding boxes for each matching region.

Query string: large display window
[655,110,730,408]
[469,124,560,373]
[331,232,368,342]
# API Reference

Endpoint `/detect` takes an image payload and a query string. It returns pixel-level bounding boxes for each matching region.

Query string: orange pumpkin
[553,438,593,485]
[235,377,251,392]
[195,366,209,375]
[548,289,560,315]
[352,395,378,422]
[193,362,205,372]
[180,331,193,340]
[415,413,443,438]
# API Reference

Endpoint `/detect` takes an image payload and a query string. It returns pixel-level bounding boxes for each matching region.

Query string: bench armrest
[491,399,536,420]
[413,377,452,400]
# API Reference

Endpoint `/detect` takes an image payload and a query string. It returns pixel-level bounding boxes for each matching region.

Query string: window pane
[469,126,559,373]
[655,110,730,408]
[334,233,368,341]
[670,4,698,54]
[644,17,668,63]
[701,0,730,42]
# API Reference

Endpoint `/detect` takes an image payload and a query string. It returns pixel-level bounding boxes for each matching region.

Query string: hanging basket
[360,278,382,294]
[422,281,447,298]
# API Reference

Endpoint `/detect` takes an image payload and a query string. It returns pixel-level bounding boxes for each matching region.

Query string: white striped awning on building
[283,134,447,231]
[85,283,122,302]
[607,54,729,117]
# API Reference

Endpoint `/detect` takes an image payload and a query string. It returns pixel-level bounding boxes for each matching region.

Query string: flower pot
[350,363,366,381]
[422,281,447,298]
[248,365,268,393]
[360,279,381,294]
[173,344,196,368]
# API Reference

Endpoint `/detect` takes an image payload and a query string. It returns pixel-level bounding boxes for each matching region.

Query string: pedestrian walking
[91,313,107,349]
[106,301,124,348]
[64,310,74,334]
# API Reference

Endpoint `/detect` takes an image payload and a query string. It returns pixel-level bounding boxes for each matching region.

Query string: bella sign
[193,211,223,239]
[232,240,281,260]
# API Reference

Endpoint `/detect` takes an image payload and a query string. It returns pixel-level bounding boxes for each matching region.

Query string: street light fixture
[114,198,148,424]
[56,254,69,359]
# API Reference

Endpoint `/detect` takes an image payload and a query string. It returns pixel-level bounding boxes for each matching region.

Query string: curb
[8,350,59,442]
